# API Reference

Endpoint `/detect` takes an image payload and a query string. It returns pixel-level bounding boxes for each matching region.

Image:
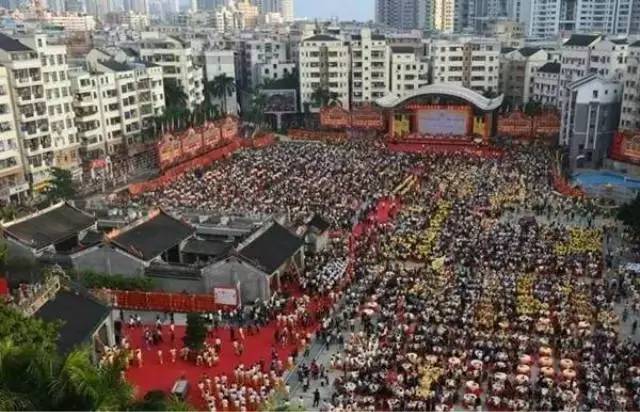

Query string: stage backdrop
[417,108,469,136]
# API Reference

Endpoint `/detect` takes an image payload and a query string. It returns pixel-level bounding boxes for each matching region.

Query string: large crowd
[129,140,639,411]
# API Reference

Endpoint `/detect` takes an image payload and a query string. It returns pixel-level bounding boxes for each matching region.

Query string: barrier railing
[93,289,234,313]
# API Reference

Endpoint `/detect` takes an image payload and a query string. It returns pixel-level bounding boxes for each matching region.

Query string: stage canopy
[375,84,504,112]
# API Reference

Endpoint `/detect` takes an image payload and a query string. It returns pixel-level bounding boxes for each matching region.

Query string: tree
[44,167,76,203]
[618,193,640,240]
[524,101,542,116]
[182,313,207,351]
[0,305,60,353]
[244,89,268,127]
[164,79,188,110]
[310,86,339,108]
[208,74,236,115]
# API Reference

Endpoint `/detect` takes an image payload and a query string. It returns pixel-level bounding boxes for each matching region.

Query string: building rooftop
[519,47,542,57]
[238,222,303,274]
[99,59,133,72]
[3,203,96,250]
[611,38,627,45]
[352,34,386,41]
[35,289,110,354]
[0,32,33,52]
[303,34,339,42]
[563,34,601,47]
[111,211,195,261]
[391,46,416,54]
[537,62,561,74]
[182,238,233,257]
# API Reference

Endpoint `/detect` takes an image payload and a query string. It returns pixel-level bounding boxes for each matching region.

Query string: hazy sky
[295,0,374,21]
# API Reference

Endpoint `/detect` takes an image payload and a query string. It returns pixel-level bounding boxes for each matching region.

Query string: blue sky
[295,0,374,21]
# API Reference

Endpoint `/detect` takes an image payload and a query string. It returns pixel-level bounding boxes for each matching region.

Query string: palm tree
[0,339,135,411]
[163,79,188,110]
[310,85,340,108]
[209,74,236,115]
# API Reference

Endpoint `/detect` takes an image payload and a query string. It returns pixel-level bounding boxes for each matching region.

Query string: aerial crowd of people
[128,139,640,411]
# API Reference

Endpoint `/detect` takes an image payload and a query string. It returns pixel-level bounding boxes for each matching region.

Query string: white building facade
[299,34,350,111]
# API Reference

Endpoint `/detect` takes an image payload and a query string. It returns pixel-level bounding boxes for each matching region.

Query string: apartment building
[563,75,621,170]
[532,61,561,107]
[429,37,500,94]
[559,34,626,143]
[299,34,350,111]
[376,0,433,31]
[0,67,29,204]
[46,13,97,31]
[135,32,204,112]
[499,47,549,106]
[620,41,640,131]
[24,35,80,181]
[521,0,634,38]
[204,49,238,114]
[0,33,81,191]
[390,46,429,98]
[80,50,165,154]
[238,38,289,90]
[351,29,389,105]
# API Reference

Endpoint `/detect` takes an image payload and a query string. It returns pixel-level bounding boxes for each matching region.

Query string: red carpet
[124,289,330,410]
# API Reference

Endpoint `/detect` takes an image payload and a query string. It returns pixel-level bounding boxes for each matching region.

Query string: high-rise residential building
[0,66,29,203]
[0,33,81,191]
[620,40,640,131]
[238,38,289,90]
[255,0,293,22]
[520,0,634,38]
[204,49,237,114]
[351,29,390,105]
[71,55,165,159]
[499,47,549,106]
[299,34,350,111]
[46,14,97,31]
[562,75,621,170]
[429,37,500,94]
[235,0,259,28]
[134,32,204,112]
[389,46,429,98]
[434,0,455,32]
[65,0,85,12]
[376,0,434,31]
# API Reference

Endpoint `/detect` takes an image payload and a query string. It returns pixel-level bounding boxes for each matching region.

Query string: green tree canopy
[208,74,236,115]
[183,313,207,351]
[44,167,76,203]
[618,193,640,240]
[0,305,60,352]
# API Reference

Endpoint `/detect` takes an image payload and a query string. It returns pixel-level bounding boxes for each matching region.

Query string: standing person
[313,388,321,407]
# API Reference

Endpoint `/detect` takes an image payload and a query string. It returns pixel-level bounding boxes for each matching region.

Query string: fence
[94,289,233,313]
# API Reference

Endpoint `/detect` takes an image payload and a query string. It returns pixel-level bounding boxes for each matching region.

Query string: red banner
[129,139,241,196]
[351,106,385,129]
[156,117,239,171]
[99,289,233,312]
[320,106,351,129]
[498,111,533,137]
[611,130,640,164]
[320,106,385,130]
[498,111,560,139]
